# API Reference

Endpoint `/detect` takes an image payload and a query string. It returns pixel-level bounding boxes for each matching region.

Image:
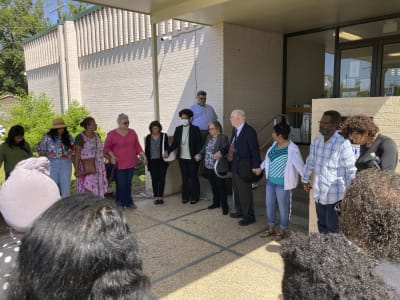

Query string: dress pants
[178,158,200,202]
[315,202,339,233]
[232,171,254,220]
[205,168,228,211]
[149,159,168,197]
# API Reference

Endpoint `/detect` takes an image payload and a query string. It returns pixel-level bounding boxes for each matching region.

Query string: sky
[44,0,68,24]
[44,0,91,25]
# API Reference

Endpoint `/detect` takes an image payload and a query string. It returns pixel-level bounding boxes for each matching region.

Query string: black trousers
[149,159,169,197]
[232,171,255,220]
[178,158,200,202]
[205,168,228,210]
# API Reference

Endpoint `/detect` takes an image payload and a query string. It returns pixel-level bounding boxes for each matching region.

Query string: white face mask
[181,119,189,126]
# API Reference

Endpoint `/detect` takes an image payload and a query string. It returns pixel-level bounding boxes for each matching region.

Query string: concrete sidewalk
[124,188,306,300]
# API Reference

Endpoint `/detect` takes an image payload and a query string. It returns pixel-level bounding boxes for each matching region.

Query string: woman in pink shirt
[104,114,147,209]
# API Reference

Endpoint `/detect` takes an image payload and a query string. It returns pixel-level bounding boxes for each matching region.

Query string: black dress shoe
[208,204,220,209]
[159,199,164,204]
[239,218,256,226]
[182,199,189,204]
[229,212,243,218]
[190,200,199,204]
[222,209,229,215]
[154,199,161,205]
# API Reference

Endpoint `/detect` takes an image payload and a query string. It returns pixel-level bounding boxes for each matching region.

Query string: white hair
[117,113,129,124]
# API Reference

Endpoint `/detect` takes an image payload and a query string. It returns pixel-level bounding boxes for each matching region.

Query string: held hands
[194,154,201,162]
[252,168,262,176]
[214,151,222,160]
[162,151,169,159]
[110,156,118,165]
[74,169,81,178]
[303,183,312,192]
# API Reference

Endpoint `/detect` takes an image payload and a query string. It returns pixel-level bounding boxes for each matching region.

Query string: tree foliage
[65,1,88,17]
[0,0,48,95]
[1,93,104,152]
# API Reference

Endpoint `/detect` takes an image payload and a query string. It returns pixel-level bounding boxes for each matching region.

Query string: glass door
[381,43,400,96]
[339,47,373,97]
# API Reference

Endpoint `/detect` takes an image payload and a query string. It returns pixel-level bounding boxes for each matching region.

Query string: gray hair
[117,113,129,124]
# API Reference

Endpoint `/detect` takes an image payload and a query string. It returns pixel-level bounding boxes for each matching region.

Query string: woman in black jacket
[195,121,229,214]
[145,121,169,204]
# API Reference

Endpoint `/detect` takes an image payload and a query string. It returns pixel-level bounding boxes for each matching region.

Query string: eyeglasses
[123,121,129,125]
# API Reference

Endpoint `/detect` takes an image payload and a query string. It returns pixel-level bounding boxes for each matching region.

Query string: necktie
[228,129,237,162]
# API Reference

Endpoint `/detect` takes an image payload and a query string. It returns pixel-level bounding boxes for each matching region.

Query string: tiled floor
[124,191,302,300]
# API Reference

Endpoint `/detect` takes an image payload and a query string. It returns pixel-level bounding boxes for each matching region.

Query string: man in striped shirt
[302,110,356,233]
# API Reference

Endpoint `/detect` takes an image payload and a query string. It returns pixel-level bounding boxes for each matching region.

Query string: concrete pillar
[57,24,68,113]
[63,20,82,105]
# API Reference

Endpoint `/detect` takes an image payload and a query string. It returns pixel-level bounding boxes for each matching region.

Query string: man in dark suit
[215,109,261,226]
[167,109,203,204]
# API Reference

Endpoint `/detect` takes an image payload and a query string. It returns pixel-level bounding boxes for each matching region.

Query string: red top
[103,129,144,169]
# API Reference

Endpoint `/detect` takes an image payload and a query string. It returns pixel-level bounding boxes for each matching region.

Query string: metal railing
[257,114,287,151]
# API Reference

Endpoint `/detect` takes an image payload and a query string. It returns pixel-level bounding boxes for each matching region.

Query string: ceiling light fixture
[339,31,362,41]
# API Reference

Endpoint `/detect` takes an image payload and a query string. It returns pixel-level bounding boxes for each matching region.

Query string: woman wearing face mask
[166,109,202,204]
[0,125,32,180]
[254,121,304,241]
[342,115,398,171]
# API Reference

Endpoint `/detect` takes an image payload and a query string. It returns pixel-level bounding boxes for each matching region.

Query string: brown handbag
[81,133,98,175]
[81,157,96,175]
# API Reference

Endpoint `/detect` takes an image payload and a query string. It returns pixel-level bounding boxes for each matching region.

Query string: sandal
[274,229,286,242]
[259,228,275,238]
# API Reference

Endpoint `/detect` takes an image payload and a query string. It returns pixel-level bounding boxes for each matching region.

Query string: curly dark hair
[341,115,379,139]
[149,120,162,132]
[80,116,95,129]
[8,194,149,300]
[178,108,193,118]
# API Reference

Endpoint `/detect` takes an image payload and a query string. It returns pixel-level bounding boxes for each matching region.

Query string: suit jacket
[223,123,261,175]
[145,133,169,171]
[198,133,229,170]
[169,125,202,159]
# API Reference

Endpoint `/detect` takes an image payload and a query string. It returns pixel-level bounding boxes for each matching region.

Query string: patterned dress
[76,132,108,197]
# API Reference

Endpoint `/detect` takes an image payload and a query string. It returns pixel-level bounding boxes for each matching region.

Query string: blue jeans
[266,181,292,229]
[49,158,72,197]
[114,167,135,207]
[315,202,339,233]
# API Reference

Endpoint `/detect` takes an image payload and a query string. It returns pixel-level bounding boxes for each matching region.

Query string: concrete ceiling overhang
[83,0,400,34]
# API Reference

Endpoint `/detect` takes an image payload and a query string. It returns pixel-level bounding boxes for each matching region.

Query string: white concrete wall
[25,65,63,113]
[223,23,283,141]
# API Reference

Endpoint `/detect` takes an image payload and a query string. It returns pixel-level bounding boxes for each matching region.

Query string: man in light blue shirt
[190,91,218,143]
[302,110,356,233]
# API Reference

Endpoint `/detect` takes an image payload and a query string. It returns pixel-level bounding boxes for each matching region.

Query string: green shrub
[0,94,105,152]
[0,93,56,150]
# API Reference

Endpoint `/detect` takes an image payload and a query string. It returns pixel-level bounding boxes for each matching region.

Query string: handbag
[162,133,176,162]
[81,133,98,175]
[81,157,96,175]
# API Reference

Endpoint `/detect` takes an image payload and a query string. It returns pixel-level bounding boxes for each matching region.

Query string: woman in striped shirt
[256,121,304,241]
